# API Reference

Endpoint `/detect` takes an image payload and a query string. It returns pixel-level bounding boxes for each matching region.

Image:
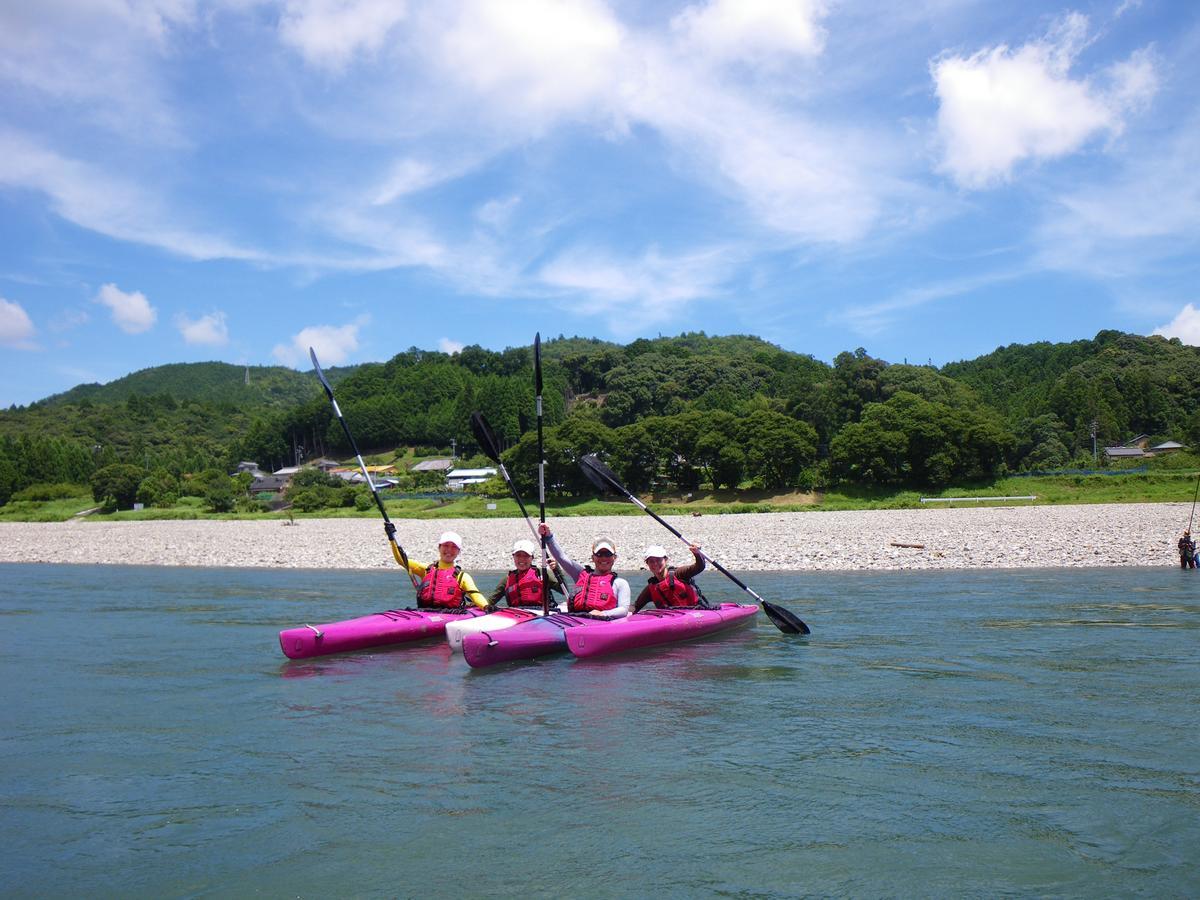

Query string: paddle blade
[309,347,334,399]
[534,332,543,394]
[579,453,623,496]
[762,600,811,635]
[470,411,503,463]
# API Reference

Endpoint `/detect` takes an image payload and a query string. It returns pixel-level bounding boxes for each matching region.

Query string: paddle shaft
[619,492,769,603]
[1189,472,1200,533]
[495,461,541,544]
[309,348,419,589]
[535,333,550,616]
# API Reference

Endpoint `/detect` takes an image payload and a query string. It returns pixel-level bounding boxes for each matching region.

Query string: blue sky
[2,0,1198,407]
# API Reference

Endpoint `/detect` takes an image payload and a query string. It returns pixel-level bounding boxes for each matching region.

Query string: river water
[2,563,1197,898]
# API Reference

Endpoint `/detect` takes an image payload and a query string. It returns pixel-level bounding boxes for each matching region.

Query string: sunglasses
[592,549,615,558]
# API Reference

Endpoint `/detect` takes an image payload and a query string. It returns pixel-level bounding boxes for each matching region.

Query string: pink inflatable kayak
[565,603,759,659]
[279,608,486,659]
[461,612,610,668]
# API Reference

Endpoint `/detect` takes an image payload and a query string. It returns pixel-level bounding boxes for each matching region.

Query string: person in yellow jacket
[385,526,488,609]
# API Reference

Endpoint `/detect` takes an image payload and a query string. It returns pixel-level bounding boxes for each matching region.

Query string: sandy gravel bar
[0,503,1188,571]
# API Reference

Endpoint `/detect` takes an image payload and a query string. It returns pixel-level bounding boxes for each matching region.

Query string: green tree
[204,479,236,513]
[137,468,180,507]
[91,464,146,509]
[739,411,818,489]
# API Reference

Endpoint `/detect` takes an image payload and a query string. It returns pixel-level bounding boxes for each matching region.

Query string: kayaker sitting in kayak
[538,523,631,618]
[486,539,566,609]
[389,529,489,610]
[632,543,708,612]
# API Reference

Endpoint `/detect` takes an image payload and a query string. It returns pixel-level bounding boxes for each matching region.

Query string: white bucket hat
[437,531,463,550]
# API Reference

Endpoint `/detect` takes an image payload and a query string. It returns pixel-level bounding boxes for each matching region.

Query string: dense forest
[3,330,1199,507]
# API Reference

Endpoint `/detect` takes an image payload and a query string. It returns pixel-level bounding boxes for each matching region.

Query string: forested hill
[3,329,1199,504]
[941,329,1200,453]
[38,361,358,410]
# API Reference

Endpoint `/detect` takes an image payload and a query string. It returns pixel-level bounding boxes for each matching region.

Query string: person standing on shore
[486,539,566,609]
[1178,530,1196,569]
[537,523,631,618]
[632,543,708,612]
[386,527,489,609]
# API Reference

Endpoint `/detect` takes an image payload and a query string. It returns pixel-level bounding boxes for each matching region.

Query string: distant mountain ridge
[3,330,1199,504]
[36,361,359,410]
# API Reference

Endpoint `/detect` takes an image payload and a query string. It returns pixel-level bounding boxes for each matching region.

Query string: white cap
[512,539,536,556]
[437,531,462,549]
[644,545,668,560]
[591,538,617,555]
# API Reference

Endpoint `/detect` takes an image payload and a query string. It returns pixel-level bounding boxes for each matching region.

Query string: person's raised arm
[674,544,706,582]
[539,523,582,583]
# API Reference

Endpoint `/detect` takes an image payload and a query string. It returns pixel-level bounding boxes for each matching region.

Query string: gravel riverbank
[0,502,1187,571]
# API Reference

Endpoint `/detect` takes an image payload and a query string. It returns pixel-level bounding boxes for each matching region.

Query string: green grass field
[4,468,1197,523]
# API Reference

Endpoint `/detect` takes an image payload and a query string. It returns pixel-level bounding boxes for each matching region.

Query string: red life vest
[416,563,465,609]
[647,569,699,608]
[504,567,545,607]
[569,568,618,612]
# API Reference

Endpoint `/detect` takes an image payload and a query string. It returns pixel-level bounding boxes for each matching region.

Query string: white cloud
[279,0,411,72]
[931,13,1157,188]
[438,338,464,354]
[177,311,230,346]
[0,297,37,349]
[0,0,194,143]
[1153,304,1200,346]
[538,245,736,331]
[96,283,157,334]
[830,267,1029,337]
[672,0,827,65]
[0,132,260,261]
[1034,121,1200,277]
[475,195,521,230]
[435,0,626,127]
[273,317,369,367]
[48,308,90,333]
[371,158,439,205]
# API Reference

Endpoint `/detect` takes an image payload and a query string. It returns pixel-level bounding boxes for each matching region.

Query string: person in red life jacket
[632,543,708,612]
[486,539,566,608]
[389,529,488,610]
[537,522,631,618]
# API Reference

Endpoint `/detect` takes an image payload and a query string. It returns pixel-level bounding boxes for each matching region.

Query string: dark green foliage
[289,485,342,511]
[0,456,18,506]
[137,468,180,508]
[942,332,1200,456]
[91,464,146,509]
[286,466,353,511]
[11,482,89,502]
[3,329,1198,500]
[39,361,346,409]
[739,410,819,489]
[830,391,1014,486]
[290,466,343,490]
[204,480,236,513]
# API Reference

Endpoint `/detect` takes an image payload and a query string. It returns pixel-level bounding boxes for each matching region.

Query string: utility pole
[450,438,456,460]
[1091,420,1099,464]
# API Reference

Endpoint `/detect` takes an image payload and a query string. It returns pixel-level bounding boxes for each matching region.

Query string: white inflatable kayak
[444,606,545,651]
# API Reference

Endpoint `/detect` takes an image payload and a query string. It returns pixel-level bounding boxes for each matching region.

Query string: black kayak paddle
[310,346,419,589]
[578,453,810,635]
[470,410,540,545]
